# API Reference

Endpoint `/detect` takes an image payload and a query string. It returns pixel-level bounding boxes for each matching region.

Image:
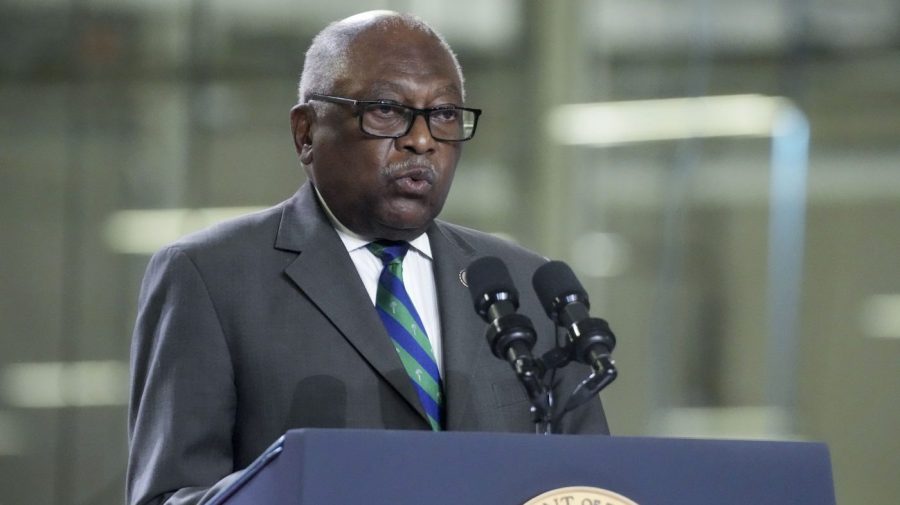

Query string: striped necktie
[367,240,443,431]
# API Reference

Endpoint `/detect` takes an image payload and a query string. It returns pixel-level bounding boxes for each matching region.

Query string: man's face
[297,26,464,241]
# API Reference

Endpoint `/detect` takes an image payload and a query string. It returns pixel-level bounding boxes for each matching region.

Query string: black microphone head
[466,256,519,318]
[532,260,590,319]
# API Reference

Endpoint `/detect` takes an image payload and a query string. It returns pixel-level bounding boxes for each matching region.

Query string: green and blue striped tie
[367,240,443,431]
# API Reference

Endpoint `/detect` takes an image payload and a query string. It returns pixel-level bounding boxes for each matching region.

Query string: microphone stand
[554,355,617,425]
[535,340,619,430]
[516,359,552,435]
[475,333,617,434]
[485,321,554,434]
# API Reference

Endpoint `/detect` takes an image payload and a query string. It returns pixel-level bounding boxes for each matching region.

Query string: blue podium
[209,429,835,504]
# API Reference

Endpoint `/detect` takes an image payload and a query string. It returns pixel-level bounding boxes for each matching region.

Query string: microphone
[532,261,617,375]
[467,256,550,425]
[467,256,538,367]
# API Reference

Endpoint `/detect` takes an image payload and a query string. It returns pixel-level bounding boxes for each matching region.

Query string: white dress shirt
[314,188,443,375]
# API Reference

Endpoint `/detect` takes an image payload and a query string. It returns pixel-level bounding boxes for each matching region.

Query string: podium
[208,429,835,504]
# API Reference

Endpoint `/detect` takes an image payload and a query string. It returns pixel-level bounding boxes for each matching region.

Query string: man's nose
[397,114,436,154]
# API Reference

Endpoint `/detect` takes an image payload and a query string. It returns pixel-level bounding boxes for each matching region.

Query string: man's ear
[290,103,314,164]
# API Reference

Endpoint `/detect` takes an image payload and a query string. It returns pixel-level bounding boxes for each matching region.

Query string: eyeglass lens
[361,103,475,140]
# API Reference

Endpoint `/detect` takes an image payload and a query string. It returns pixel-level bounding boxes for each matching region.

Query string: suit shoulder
[146,202,288,272]
[165,203,285,255]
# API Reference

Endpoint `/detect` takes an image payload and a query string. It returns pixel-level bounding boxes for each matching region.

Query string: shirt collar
[313,184,433,260]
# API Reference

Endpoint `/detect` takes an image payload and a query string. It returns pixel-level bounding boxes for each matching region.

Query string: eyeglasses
[306,93,482,142]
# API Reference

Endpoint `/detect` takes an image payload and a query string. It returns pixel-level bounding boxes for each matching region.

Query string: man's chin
[372,224,427,241]
[373,214,434,241]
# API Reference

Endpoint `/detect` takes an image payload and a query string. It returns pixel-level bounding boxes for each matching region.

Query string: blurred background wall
[1,0,898,503]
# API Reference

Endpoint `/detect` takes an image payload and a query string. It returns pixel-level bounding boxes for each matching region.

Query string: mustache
[382,159,437,183]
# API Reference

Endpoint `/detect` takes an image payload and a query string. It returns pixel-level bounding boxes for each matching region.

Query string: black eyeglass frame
[306,93,482,142]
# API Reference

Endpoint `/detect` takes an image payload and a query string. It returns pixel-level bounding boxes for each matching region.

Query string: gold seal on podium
[523,486,639,505]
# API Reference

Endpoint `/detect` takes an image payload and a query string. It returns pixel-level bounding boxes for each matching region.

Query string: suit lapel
[428,222,491,430]
[275,183,427,423]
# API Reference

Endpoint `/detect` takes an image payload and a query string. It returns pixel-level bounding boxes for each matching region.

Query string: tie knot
[367,240,410,266]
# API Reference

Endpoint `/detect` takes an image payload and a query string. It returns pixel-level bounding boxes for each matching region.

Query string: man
[127,11,608,505]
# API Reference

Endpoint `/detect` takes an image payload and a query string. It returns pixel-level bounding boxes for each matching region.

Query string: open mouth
[392,167,435,195]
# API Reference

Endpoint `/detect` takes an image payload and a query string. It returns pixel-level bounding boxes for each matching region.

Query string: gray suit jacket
[127,182,608,505]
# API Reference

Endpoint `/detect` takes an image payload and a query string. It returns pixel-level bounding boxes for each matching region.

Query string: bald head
[297,11,465,104]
